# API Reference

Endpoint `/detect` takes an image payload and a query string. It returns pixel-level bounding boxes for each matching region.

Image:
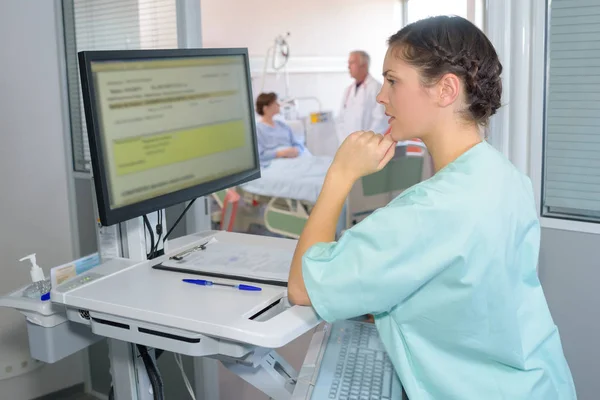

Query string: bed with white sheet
[242,155,333,203]
[239,140,429,239]
[240,155,338,239]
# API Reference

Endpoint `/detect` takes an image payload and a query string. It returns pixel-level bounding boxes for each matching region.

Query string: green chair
[362,155,424,195]
[347,154,426,226]
[264,197,310,239]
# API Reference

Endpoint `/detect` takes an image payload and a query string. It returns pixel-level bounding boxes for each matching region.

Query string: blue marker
[182,279,261,291]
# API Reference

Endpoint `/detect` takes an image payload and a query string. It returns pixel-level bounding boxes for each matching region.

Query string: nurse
[287,16,577,400]
[337,50,389,143]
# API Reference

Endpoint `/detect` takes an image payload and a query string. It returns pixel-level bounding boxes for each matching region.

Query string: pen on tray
[182,279,262,291]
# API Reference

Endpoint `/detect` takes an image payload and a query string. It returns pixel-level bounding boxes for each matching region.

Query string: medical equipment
[304,111,339,157]
[260,32,291,97]
[0,232,320,399]
[258,33,325,121]
[79,48,261,227]
[78,47,314,400]
[279,97,324,121]
[257,32,325,123]
[55,232,319,398]
[292,320,404,400]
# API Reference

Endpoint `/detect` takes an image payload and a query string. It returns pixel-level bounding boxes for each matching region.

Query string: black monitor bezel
[78,48,261,226]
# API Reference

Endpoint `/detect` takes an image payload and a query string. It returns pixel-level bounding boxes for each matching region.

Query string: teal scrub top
[302,141,577,400]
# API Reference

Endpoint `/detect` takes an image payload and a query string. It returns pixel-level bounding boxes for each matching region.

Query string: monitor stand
[99,213,221,400]
[89,172,302,399]
[99,216,302,400]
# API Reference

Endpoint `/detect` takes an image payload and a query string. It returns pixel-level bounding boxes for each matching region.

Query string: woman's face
[263,100,281,117]
[376,47,439,141]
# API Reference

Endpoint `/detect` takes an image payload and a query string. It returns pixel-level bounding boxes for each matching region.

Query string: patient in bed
[255,92,309,164]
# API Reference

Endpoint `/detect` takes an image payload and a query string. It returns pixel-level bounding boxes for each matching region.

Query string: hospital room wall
[538,231,599,400]
[0,1,85,399]
[200,0,403,116]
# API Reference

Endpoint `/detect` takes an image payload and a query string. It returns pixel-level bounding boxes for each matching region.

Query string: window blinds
[543,0,600,222]
[63,0,178,172]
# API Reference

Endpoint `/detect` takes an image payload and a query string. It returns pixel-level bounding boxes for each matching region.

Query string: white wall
[0,1,83,398]
[201,0,402,116]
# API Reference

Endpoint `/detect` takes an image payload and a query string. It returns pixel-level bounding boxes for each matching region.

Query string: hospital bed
[231,112,337,239]
[270,109,336,158]
[304,111,339,157]
[240,141,431,238]
[239,155,335,239]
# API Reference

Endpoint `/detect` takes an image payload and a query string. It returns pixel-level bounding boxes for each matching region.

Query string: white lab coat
[336,74,388,144]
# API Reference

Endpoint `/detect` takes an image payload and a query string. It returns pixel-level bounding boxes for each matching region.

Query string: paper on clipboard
[161,240,293,282]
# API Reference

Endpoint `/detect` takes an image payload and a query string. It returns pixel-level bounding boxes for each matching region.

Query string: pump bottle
[20,253,52,301]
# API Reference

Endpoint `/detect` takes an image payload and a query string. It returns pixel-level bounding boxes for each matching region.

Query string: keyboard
[310,319,403,400]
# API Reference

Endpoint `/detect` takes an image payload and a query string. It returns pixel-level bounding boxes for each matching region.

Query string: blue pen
[182,279,261,291]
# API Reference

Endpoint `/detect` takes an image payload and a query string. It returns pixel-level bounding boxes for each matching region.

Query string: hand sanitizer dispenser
[0,253,102,363]
[20,253,52,301]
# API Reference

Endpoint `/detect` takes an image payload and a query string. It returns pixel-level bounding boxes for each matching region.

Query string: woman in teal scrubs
[287,16,577,400]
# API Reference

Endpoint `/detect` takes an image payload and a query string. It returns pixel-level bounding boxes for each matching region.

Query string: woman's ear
[437,73,461,108]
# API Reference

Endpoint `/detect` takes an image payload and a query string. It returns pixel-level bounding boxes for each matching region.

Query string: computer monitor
[78,48,260,226]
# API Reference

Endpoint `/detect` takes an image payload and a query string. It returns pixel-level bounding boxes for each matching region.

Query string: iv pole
[260,32,291,97]
[258,32,322,116]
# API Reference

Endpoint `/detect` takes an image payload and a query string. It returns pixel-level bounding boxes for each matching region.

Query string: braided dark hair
[388,16,502,125]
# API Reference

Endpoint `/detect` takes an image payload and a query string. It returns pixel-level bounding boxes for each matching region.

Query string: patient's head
[377,16,502,141]
[256,92,280,118]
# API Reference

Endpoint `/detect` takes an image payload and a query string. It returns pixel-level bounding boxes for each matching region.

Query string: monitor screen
[78,49,260,226]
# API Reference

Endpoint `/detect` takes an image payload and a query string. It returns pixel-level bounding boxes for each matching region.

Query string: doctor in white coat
[336,50,389,144]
